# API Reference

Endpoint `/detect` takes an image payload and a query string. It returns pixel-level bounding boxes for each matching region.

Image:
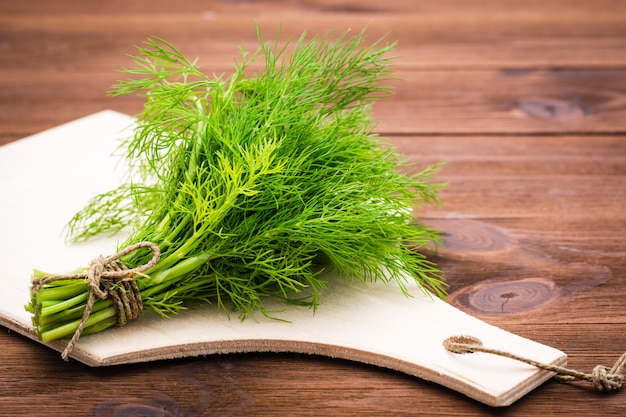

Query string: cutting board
[0,110,566,407]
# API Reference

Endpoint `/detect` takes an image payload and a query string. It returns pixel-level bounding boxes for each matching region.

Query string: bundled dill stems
[26,28,446,350]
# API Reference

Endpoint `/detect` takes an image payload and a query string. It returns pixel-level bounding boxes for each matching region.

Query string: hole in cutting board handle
[443,335,483,354]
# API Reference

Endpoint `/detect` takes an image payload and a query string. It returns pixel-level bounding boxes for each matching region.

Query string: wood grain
[5,68,626,142]
[0,0,625,415]
[2,0,626,142]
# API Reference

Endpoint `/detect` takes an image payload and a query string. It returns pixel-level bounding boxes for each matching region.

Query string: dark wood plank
[2,67,626,144]
[2,0,626,142]
[383,69,626,133]
[2,0,626,70]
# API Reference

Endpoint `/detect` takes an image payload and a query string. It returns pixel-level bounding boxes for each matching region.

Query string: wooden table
[1,1,625,415]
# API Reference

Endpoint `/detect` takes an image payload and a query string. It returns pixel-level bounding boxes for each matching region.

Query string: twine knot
[31,242,160,360]
[443,336,626,393]
[87,255,109,299]
[551,353,626,392]
[591,365,623,392]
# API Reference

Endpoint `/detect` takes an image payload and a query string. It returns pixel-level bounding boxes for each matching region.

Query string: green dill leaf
[28,27,446,343]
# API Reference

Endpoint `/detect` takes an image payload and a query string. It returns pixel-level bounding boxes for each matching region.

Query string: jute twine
[444,337,626,392]
[31,242,160,361]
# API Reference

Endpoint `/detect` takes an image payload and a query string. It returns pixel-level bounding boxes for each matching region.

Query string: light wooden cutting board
[0,110,566,407]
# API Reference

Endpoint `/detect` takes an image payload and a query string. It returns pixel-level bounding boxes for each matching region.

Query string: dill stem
[36,298,113,328]
[30,251,218,340]
[159,215,191,247]
[149,253,214,285]
[33,281,87,303]
[40,292,89,317]
[39,307,117,343]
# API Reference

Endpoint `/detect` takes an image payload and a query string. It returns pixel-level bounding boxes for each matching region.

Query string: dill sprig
[26,28,446,344]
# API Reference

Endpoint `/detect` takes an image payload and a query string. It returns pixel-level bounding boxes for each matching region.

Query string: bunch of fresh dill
[27,28,446,345]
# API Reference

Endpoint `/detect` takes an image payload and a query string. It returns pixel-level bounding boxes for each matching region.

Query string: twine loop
[31,242,160,360]
[444,337,626,393]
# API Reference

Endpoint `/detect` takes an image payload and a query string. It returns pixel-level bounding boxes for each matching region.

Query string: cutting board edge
[70,338,565,407]
[0,312,72,358]
[0,291,567,408]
